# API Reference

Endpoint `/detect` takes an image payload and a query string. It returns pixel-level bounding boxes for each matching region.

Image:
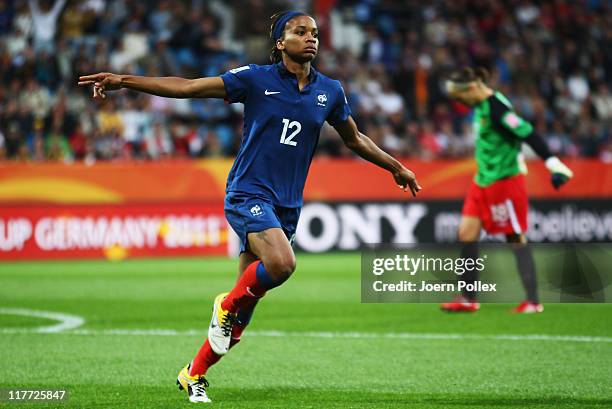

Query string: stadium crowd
[0,0,611,163]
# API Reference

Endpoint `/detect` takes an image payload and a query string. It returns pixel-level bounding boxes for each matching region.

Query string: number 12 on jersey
[280,118,301,146]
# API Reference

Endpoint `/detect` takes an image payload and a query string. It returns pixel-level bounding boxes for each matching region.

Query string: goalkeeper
[441,67,573,313]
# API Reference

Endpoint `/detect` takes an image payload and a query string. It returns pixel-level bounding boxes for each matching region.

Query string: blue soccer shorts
[224,192,301,253]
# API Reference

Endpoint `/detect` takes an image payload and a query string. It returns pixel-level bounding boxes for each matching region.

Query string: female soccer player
[440,67,573,314]
[79,11,421,403]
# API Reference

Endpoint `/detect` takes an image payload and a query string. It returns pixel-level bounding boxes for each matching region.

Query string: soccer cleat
[176,364,212,403]
[208,292,236,355]
[512,301,544,314]
[440,296,481,312]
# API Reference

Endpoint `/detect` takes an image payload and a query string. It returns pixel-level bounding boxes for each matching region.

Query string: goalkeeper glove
[545,156,573,190]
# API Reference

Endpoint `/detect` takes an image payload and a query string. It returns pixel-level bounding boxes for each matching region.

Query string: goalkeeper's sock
[513,245,539,303]
[460,242,479,301]
[190,324,246,376]
[221,261,283,313]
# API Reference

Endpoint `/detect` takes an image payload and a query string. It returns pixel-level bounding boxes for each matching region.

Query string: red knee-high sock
[221,261,272,313]
[190,261,274,376]
[190,324,246,376]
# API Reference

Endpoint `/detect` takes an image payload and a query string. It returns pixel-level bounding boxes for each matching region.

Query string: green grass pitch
[1,253,611,408]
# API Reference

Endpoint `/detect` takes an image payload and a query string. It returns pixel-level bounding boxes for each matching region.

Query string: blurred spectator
[147,121,173,159]
[0,129,6,160]
[119,96,151,158]
[20,78,53,120]
[97,100,123,138]
[375,79,404,116]
[69,123,88,160]
[45,123,72,162]
[31,129,46,162]
[29,0,67,54]
[567,70,590,102]
[592,84,612,121]
[418,121,443,159]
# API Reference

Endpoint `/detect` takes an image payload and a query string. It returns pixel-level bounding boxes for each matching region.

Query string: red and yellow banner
[0,203,229,260]
[0,158,610,205]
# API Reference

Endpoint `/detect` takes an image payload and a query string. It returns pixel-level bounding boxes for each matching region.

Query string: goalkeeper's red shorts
[461,174,528,235]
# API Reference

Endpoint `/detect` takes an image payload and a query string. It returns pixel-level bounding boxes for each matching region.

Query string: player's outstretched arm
[77,73,226,100]
[333,116,422,196]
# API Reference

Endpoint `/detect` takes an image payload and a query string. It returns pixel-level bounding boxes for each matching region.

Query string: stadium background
[0,0,611,259]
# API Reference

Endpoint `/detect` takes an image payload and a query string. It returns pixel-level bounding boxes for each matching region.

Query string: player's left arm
[332,116,422,196]
[492,101,573,189]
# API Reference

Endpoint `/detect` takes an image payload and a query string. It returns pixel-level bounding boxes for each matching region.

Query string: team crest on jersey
[250,204,264,217]
[316,91,328,107]
[504,112,521,129]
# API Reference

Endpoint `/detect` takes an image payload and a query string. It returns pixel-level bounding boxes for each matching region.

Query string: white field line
[1,327,611,344]
[0,308,85,333]
[0,308,610,343]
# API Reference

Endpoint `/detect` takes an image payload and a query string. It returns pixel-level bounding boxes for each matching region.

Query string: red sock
[221,261,268,313]
[190,324,246,376]
[189,340,218,376]
[190,261,270,376]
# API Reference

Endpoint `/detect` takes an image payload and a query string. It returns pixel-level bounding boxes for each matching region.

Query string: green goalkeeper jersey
[473,91,534,187]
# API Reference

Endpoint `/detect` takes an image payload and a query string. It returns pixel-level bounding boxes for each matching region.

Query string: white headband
[445,80,477,94]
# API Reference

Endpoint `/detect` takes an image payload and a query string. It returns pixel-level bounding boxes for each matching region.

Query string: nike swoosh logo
[265,90,281,95]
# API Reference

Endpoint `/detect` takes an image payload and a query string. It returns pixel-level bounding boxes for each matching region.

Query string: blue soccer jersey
[220,62,351,208]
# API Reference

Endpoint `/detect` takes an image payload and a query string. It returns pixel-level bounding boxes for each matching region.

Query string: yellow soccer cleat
[176,363,211,403]
[208,292,236,355]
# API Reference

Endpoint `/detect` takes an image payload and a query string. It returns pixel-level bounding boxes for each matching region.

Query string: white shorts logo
[250,205,264,217]
[490,203,509,224]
